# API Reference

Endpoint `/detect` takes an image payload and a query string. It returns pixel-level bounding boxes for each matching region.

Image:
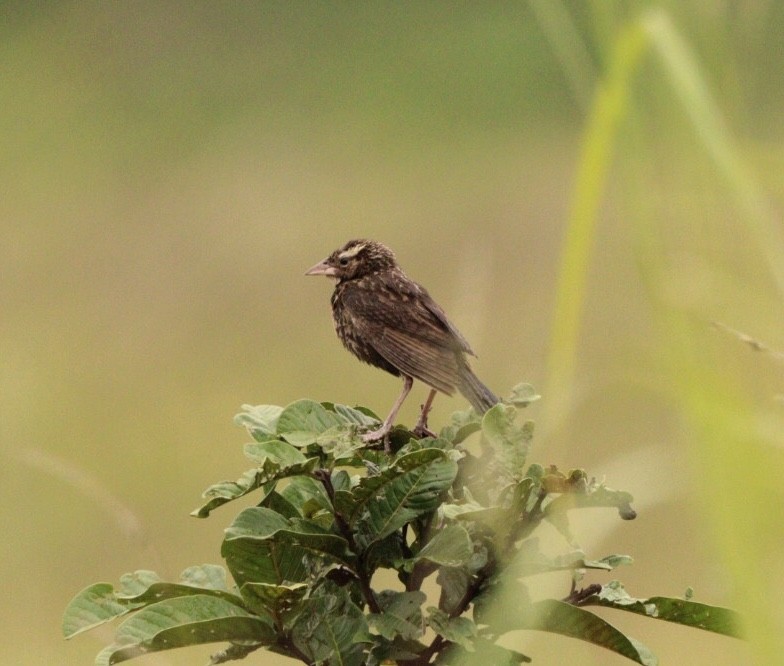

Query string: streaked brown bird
[306,239,498,443]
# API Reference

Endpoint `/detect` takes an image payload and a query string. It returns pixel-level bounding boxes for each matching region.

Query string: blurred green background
[3,2,783,664]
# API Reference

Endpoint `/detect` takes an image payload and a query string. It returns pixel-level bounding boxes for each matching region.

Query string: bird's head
[305,239,397,281]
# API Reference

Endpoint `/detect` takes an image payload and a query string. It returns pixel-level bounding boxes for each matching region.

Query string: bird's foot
[362,423,392,452]
[412,423,436,439]
[412,408,436,439]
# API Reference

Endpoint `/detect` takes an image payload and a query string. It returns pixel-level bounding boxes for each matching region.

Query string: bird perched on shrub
[306,239,497,445]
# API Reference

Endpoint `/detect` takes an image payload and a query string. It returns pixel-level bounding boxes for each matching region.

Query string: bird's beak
[305,259,338,277]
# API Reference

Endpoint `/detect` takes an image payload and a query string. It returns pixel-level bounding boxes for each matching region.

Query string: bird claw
[362,426,392,452]
[412,424,436,439]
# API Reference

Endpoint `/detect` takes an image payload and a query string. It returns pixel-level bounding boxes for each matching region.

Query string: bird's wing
[340,274,471,394]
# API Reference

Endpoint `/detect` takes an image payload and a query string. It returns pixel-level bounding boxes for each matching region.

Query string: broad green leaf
[364,531,406,573]
[426,608,477,650]
[78,566,242,615]
[545,484,636,524]
[260,490,301,520]
[436,567,474,617]
[406,525,473,569]
[331,469,353,492]
[191,452,320,518]
[481,404,532,479]
[62,583,135,639]
[191,469,275,518]
[331,403,380,426]
[370,591,426,640]
[316,424,369,460]
[509,540,629,580]
[235,404,284,441]
[507,383,541,407]
[239,582,308,625]
[119,582,243,608]
[276,399,343,446]
[178,564,230,591]
[118,570,162,597]
[223,507,355,587]
[278,475,332,516]
[587,581,742,637]
[439,638,531,665]
[521,599,658,665]
[243,438,309,466]
[584,554,634,571]
[208,642,263,664]
[366,636,428,665]
[97,595,274,665]
[337,449,458,545]
[222,535,308,587]
[440,407,483,444]
[292,592,370,666]
[511,539,585,577]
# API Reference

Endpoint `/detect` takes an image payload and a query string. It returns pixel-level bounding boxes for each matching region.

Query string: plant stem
[313,468,381,614]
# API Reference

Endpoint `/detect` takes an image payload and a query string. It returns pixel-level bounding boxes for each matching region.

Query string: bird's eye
[338,257,349,266]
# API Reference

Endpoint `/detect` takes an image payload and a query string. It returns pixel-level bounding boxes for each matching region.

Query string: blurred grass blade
[529,0,596,111]
[641,9,784,299]
[545,20,647,423]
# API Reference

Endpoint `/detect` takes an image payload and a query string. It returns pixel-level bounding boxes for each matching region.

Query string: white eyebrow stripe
[338,243,367,260]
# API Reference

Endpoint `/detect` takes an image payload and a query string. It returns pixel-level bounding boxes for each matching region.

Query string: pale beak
[305,259,338,277]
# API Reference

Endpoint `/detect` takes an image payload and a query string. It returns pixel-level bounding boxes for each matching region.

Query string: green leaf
[239,582,308,625]
[427,608,477,650]
[191,450,320,518]
[117,570,162,596]
[62,583,135,639]
[369,591,426,640]
[243,438,309,466]
[276,399,344,446]
[337,449,458,545]
[222,507,355,587]
[584,554,634,571]
[291,592,370,666]
[521,599,658,666]
[98,595,274,664]
[330,403,380,427]
[364,531,406,573]
[366,636,428,665]
[178,564,230,591]
[222,535,308,588]
[260,489,302,520]
[481,404,532,479]
[234,404,284,441]
[279,475,333,516]
[439,638,531,665]
[439,569,476,620]
[587,581,743,637]
[440,407,483,444]
[406,525,473,569]
[63,570,186,639]
[316,424,370,460]
[208,642,263,664]
[544,483,636,528]
[507,383,541,407]
[191,469,274,518]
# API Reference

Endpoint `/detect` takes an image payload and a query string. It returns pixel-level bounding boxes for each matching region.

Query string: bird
[305,239,498,445]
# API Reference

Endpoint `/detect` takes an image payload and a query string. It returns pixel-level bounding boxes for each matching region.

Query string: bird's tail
[458,365,499,414]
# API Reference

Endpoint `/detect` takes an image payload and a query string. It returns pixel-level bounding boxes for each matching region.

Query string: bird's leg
[413,388,438,438]
[363,375,414,450]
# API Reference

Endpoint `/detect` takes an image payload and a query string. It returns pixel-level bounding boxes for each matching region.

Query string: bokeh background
[3,2,783,664]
